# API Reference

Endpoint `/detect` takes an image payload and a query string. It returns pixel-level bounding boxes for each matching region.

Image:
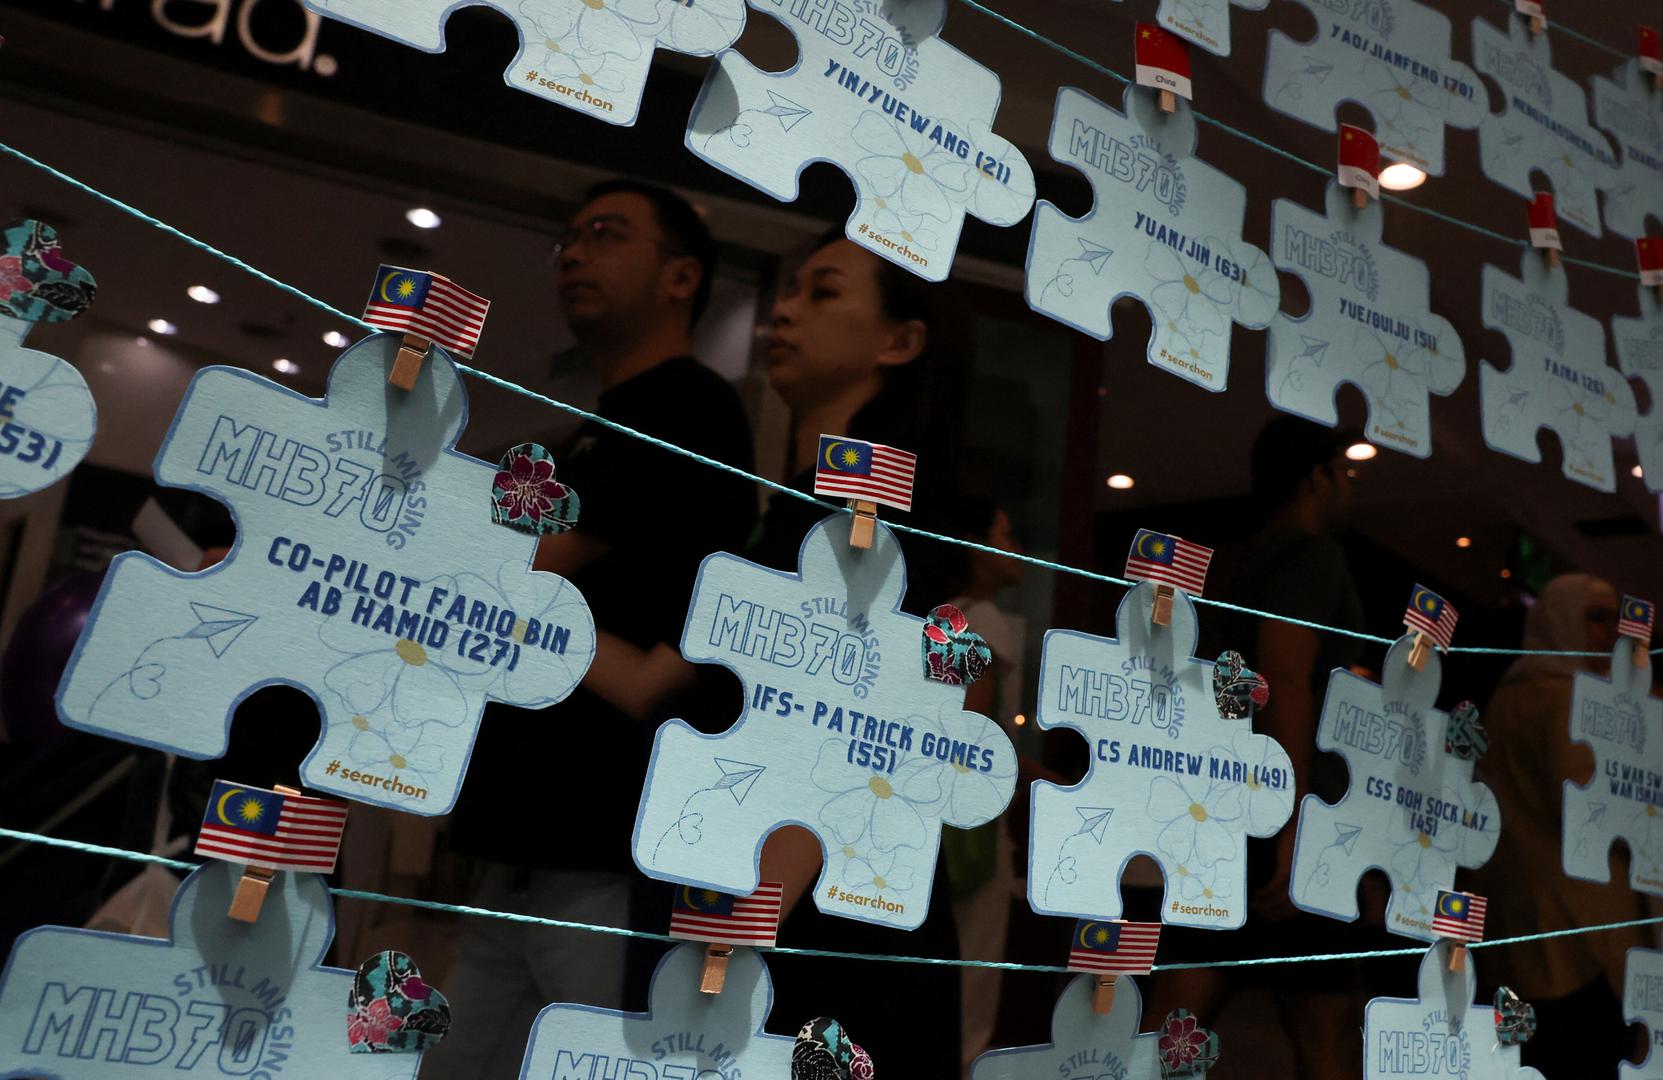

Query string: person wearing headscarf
[1469,573,1647,1078]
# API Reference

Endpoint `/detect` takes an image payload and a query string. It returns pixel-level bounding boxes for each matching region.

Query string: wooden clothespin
[1403,584,1454,674]
[700,943,733,994]
[1093,977,1116,1014]
[1152,584,1176,628]
[360,265,491,391]
[227,783,301,923]
[389,334,431,391]
[1068,919,1160,1014]
[1407,631,1432,672]
[669,881,784,996]
[1448,942,1467,972]
[1529,13,1545,33]
[810,435,916,552]
[1125,529,1212,631]
[848,500,879,550]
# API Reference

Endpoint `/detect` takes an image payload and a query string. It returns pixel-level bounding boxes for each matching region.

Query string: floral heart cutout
[1158,1008,1220,1077]
[792,1017,866,1080]
[491,442,579,535]
[1493,986,1536,1046]
[0,220,96,324]
[1212,650,1269,719]
[348,950,451,1054]
[1445,700,1487,763]
[921,603,991,686]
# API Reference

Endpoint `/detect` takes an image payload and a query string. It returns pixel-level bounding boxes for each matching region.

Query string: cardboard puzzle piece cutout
[632,514,1016,931]
[304,0,744,127]
[1564,637,1663,895]
[1471,16,1618,237]
[1026,85,1279,393]
[685,0,1035,282]
[1290,637,1501,942]
[0,220,98,499]
[970,973,1177,1080]
[56,335,596,815]
[1613,286,1663,494]
[1624,947,1663,1079]
[1478,250,1636,492]
[1263,0,1486,176]
[1029,582,1294,930]
[1593,61,1663,242]
[1149,0,1270,58]
[518,943,793,1078]
[1364,942,1546,1080]
[1267,184,1465,458]
[0,861,422,1079]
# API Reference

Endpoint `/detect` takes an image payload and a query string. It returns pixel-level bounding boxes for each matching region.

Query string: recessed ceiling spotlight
[405,207,442,230]
[186,285,221,305]
[1378,163,1427,191]
[272,358,299,375]
[1106,474,1135,490]
[322,330,351,349]
[146,318,178,336]
[1345,442,1378,461]
[1455,536,1472,549]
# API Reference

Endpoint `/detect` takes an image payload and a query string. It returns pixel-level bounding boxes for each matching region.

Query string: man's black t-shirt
[450,357,756,871]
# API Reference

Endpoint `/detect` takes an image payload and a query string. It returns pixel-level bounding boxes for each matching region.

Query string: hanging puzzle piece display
[1471,16,1617,237]
[1290,636,1501,942]
[1266,184,1465,458]
[1364,942,1546,1080]
[1026,85,1278,392]
[0,861,426,1079]
[1029,582,1294,930]
[1613,284,1663,494]
[632,514,1016,931]
[685,0,1035,282]
[1563,635,1663,895]
[1593,61,1663,242]
[518,943,792,1077]
[1149,0,1269,58]
[1262,0,1485,176]
[1478,250,1636,492]
[1625,948,1663,1079]
[0,220,98,499]
[55,334,596,814]
[970,973,1217,1079]
[303,0,743,127]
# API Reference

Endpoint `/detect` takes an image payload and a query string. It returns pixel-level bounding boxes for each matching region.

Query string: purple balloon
[1,571,104,751]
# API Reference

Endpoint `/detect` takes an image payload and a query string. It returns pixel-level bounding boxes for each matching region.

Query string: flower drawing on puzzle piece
[1177,861,1232,907]
[1145,244,1234,347]
[429,562,593,707]
[1150,772,1244,871]
[899,709,1014,827]
[318,609,490,731]
[344,708,448,794]
[866,199,942,254]
[650,0,744,55]
[1207,234,1277,327]
[1389,812,1460,917]
[1362,63,1440,159]
[843,847,915,895]
[812,737,929,852]
[1354,326,1433,436]
[954,118,1035,226]
[1223,731,1290,835]
[851,112,972,223]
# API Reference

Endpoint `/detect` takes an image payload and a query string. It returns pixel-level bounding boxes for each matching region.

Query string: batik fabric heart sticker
[348,950,451,1053]
[792,1017,859,1080]
[1212,650,1269,719]
[1158,1008,1220,1077]
[849,1043,874,1080]
[1494,986,1536,1046]
[1445,700,1488,763]
[0,220,97,322]
[490,442,579,535]
[922,603,992,685]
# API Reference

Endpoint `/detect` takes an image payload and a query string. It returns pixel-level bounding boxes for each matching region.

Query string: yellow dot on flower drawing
[1177,864,1190,877]
[1417,832,1432,849]
[1573,402,1586,416]
[1385,353,1399,370]
[513,618,529,643]
[901,231,914,242]
[875,197,888,210]
[842,846,856,858]
[868,776,894,799]
[1247,774,1261,790]
[953,760,971,774]
[395,639,427,666]
[583,0,606,8]
[1167,320,1178,332]
[1203,887,1214,899]
[873,876,888,890]
[546,39,560,51]
[1396,85,1413,101]
[1189,803,1208,822]
[1183,274,1200,294]
[579,73,594,86]
[902,152,925,175]
[1649,804,1658,818]
[390,754,408,769]
[352,715,370,731]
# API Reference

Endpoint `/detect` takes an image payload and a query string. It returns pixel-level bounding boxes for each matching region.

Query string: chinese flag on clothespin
[1641,26,1663,89]
[1638,237,1663,302]
[1338,125,1380,207]
[1527,192,1560,267]
[1134,23,1192,113]
[1515,0,1545,35]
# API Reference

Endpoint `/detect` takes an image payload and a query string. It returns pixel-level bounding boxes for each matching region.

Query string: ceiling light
[1635,464,1646,479]
[1378,163,1427,191]
[1345,441,1378,461]
[146,318,178,336]
[405,207,442,230]
[1500,568,1513,580]
[272,358,299,375]
[322,330,351,349]
[186,285,220,305]
[1106,474,1135,490]
[1013,714,1026,727]
[1455,536,1472,549]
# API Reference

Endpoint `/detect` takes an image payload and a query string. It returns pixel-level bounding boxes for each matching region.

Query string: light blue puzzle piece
[56,335,596,815]
[1364,942,1545,1080]
[685,0,1035,282]
[0,861,420,1079]
[1471,16,1618,238]
[1263,0,1486,176]
[1029,582,1294,930]
[969,973,1169,1080]
[1625,948,1663,1080]
[1478,250,1636,492]
[1594,61,1663,242]
[1290,637,1500,942]
[1267,183,1465,458]
[632,514,1015,931]
[1564,637,1663,895]
[1614,286,1663,494]
[517,944,792,1079]
[1026,85,1278,392]
[1153,0,1269,57]
[305,0,744,127]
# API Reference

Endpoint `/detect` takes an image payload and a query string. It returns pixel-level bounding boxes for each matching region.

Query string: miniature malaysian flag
[363,265,491,358]
[1067,919,1162,975]
[1620,596,1655,646]
[669,883,784,947]
[1431,890,1487,943]
[1404,584,1459,651]
[195,780,348,873]
[814,435,917,513]
[1126,529,1212,594]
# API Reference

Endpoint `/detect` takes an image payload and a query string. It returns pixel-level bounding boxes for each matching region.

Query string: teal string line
[4,826,1661,974]
[953,0,1642,281]
[0,141,1650,658]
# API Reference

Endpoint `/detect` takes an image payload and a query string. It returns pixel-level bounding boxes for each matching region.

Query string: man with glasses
[430,181,757,1079]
